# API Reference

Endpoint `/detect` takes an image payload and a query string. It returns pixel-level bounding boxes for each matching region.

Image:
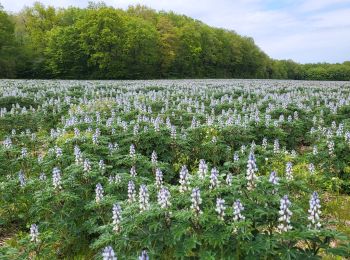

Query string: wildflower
[99,160,105,172]
[308,192,321,229]
[151,150,157,165]
[39,172,46,181]
[157,187,171,209]
[246,153,258,190]
[102,246,117,260]
[226,173,233,186]
[130,165,137,178]
[130,144,136,158]
[278,195,292,232]
[18,170,26,187]
[128,181,136,203]
[215,198,226,220]
[285,162,293,181]
[233,152,239,162]
[233,199,245,222]
[30,224,39,243]
[3,137,12,149]
[53,167,62,189]
[95,183,104,203]
[139,184,150,212]
[83,159,91,173]
[198,159,208,179]
[112,203,122,233]
[139,250,149,260]
[309,163,315,174]
[210,167,220,189]
[190,187,202,216]
[273,139,280,154]
[155,168,163,189]
[269,171,279,185]
[179,165,190,192]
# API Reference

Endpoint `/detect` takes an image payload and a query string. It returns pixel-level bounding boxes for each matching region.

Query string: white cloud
[1,0,349,63]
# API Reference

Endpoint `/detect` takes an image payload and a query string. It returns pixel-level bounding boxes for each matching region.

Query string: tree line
[1,2,349,80]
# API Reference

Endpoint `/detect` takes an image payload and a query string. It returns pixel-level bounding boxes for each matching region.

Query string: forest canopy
[0,2,350,80]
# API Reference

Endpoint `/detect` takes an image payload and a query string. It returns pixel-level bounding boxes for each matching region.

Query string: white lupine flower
[215,198,226,220]
[130,144,136,158]
[262,138,267,150]
[171,125,177,139]
[233,199,245,222]
[246,153,258,190]
[139,250,149,260]
[273,139,280,154]
[128,181,136,203]
[308,163,315,174]
[308,192,321,229]
[269,171,279,185]
[191,187,202,216]
[233,152,239,162]
[102,246,117,260]
[74,145,82,164]
[278,195,292,232]
[83,159,91,173]
[52,167,62,189]
[30,224,39,243]
[130,165,137,178]
[55,146,62,158]
[157,187,171,209]
[198,159,208,179]
[95,183,104,203]
[112,203,122,233]
[313,145,318,155]
[21,147,28,158]
[151,150,157,165]
[99,160,105,172]
[226,173,233,186]
[155,168,163,189]
[139,184,150,212]
[210,167,220,189]
[18,170,26,187]
[3,137,12,149]
[327,139,335,156]
[285,162,293,181]
[179,165,190,192]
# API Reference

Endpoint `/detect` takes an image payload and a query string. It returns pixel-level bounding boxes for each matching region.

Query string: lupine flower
[18,170,26,187]
[21,147,28,158]
[139,250,149,260]
[308,192,321,229]
[55,146,62,158]
[157,187,171,209]
[210,167,220,189]
[313,145,318,155]
[327,139,335,156]
[112,203,122,233]
[226,173,233,186]
[233,152,239,162]
[102,246,117,260]
[151,150,157,165]
[285,162,293,181]
[99,160,105,172]
[273,139,280,154]
[278,195,292,232]
[139,184,150,212]
[95,183,104,203]
[246,153,258,190]
[128,181,136,203]
[190,187,202,216]
[30,224,39,243]
[83,159,91,173]
[308,163,315,174]
[215,198,226,220]
[52,167,62,189]
[155,168,163,189]
[269,171,279,185]
[130,166,137,178]
[198,159,208,179]
[179,165,190,192]
[130,144,136,158]
[233,199,245,222]
[74,145,82,164]
[262,138,267,150]
[3,137,12,149]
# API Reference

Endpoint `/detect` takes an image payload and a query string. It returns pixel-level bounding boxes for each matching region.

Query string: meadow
[0,79,350,259]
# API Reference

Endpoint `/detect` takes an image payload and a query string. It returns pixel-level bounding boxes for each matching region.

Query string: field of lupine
[0,79,350,259]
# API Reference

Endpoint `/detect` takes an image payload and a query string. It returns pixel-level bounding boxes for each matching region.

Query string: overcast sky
[1,0,350,63]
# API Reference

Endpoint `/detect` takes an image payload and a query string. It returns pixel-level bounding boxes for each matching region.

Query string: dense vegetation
[1,2,350,80]
[0,79,350,259]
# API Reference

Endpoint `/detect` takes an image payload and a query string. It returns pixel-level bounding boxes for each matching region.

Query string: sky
[1,0,350,63]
